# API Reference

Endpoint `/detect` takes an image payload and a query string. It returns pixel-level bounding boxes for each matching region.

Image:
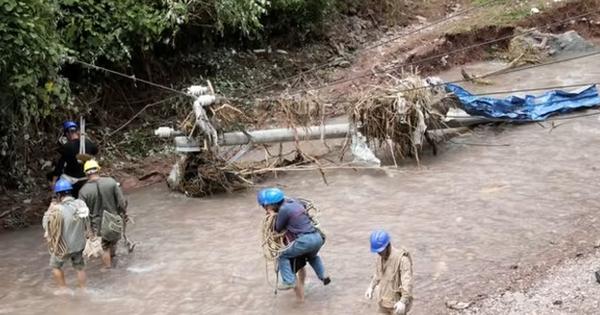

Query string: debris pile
[211,93,330,133]
[349,75,460,161]
[176,153,249,197]
[462,29,598,85]
[170,151,306,197]
[172,85,329,197]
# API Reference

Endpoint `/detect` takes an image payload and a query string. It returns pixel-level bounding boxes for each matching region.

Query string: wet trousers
[376,304,411,315]
[278,232,325,285]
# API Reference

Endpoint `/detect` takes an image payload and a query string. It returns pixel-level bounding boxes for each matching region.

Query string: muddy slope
[409,0,600,76]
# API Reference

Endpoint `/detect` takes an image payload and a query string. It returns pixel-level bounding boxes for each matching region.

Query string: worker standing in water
[258,189,309,300]
[259,188,331,291]
[365,229,414,315]
[78,160,128,270]
[42,179,90,293]
[51,120,99,198]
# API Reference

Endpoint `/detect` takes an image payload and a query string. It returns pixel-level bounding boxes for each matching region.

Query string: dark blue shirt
[275,198,315,237]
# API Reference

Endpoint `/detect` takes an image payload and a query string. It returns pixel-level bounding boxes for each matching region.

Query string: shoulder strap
[95,180,103,208]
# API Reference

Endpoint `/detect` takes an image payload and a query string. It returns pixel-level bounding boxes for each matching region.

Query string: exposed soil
[3,0,600,232]
[460,249,600,315]
[321,0,600,100]
[412,0,600,75]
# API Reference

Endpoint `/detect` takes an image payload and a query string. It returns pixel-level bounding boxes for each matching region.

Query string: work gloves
[365,286,406,315]
[364,286,373,299]
[393,301,406,315]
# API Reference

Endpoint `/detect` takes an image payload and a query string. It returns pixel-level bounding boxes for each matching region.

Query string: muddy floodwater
[2,54,600,315]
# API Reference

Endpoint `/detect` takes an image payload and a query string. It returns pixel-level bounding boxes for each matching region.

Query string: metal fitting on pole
[155,127,184,138]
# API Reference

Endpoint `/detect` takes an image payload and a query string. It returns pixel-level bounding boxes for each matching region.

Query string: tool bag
[96,182,123,242]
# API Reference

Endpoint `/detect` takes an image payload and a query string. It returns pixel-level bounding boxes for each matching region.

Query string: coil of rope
[46,203,67,258]
[259,198,324,293]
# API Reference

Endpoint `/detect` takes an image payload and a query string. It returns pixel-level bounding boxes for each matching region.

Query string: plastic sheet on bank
[445,83,600,120]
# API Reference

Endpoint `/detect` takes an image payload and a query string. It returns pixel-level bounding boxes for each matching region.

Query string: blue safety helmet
[370,228,391,253]
[54,179,73,194]
[262,188,285,205]
[257,188,268,206]
[62,120,79,133]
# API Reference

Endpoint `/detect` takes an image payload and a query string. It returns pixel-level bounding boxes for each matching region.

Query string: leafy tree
[0,0,357,187]
[0,0,69,187]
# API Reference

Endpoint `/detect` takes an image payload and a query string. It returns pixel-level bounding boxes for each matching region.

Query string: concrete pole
[218,116,487,146]
[220,123,350,146]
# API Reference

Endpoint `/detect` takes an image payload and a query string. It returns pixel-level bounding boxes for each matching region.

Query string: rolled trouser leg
[376,306,394,315]
[277,255,295,286]
[303,233,326,279]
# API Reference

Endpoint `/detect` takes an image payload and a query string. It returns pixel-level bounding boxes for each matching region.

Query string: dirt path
[462,250,600,315]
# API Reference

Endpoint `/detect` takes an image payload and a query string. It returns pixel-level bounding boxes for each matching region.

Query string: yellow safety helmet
[84,160,101,173]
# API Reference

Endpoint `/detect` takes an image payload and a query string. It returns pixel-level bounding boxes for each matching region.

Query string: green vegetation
[449,0,548,34]
[4,0,541,189]
[0,0,382,188]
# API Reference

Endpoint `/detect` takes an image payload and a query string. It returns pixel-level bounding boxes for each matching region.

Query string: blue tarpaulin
[445,83,600,121]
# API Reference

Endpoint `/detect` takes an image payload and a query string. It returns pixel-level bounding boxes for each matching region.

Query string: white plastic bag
[83,236,103,260]
[350,132,381,167]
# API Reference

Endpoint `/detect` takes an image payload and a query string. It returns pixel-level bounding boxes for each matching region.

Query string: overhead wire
[327,51,600,112]
[69,6,600,106]
[69,1,496,101]
[71,60,195,98]
[67,5,600,136]
[375,51,600,98]
[239,0,497,98]
[278,8,600,96]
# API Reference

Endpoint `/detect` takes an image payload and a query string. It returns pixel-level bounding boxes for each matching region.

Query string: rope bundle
[259,198,323,291]
[46,204,67,258]
[260,198,322,261]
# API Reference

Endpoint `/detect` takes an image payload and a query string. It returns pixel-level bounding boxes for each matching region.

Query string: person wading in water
[78,160,128,270]
[43,179,90,294]
[364,228,414,315]
[258,189,309,300]
[50,120,99,198]
[259,188,331,291]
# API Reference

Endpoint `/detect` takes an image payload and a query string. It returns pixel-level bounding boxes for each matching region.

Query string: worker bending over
[51,120,99,198]
[79,160,128,269]
[365,229,413,315]
[258,189,309,300]
[42,179,90,293]
[259,188,331,291]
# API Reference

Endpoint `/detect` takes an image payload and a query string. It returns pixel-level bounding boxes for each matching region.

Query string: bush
[0,0,357,188]
[0,0,69,188]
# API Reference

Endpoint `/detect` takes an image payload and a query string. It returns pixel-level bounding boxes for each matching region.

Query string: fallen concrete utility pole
[154,82,495,151]
[156,115,490,151]
[218,116,487,146]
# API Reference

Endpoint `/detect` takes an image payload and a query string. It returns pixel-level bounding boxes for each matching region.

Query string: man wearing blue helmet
[259,188,330,291]
[365,229,413,314]
[257,189,309,300]
[42,178,90,293]
[50,120,99,198]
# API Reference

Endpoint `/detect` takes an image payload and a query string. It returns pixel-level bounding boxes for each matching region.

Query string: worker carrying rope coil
[258,188,331,292]
[42,179,90,293]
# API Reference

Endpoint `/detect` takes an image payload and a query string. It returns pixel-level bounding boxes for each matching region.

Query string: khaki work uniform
[79,177,127,256]
[42,197,89,270]
[369,246,414,315]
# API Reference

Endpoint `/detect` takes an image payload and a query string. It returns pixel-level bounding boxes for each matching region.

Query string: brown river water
[2,53,600,315]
